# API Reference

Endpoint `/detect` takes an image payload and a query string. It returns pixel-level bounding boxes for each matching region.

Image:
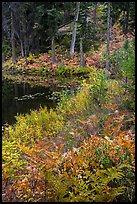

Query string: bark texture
[11,8,16,64]
[70,2,80,58]
[51,35,55,65]
[80,38,85,67]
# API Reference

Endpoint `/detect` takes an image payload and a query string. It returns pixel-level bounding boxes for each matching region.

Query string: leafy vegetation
[2,64,135,201]
[2,1,135,202]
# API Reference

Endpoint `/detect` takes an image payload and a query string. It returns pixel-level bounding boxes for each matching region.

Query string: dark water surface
[2,78,79,125]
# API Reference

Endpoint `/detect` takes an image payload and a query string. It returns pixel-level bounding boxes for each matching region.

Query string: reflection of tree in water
[2,80,14,102]
[2,80,58,125]
[2,78,80,125]
[2,80,16,125]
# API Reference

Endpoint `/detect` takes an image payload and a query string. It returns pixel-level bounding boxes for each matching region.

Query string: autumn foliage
[2,67,135,201]
[2,19,135,202]
[2,25,134,77]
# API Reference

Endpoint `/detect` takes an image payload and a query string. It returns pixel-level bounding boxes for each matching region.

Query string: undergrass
[2,67,135,202]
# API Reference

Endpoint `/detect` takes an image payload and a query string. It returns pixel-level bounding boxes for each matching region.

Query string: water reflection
[2,80,62,125]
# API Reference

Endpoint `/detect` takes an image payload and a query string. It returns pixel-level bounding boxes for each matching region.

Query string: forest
[2,2,135,202]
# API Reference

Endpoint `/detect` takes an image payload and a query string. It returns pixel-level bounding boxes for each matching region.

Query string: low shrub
[2,67,135,202]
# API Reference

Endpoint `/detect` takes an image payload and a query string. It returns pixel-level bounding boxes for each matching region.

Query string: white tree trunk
[106,2,111,78]
[70,2,80,58]
[51,35,55,64]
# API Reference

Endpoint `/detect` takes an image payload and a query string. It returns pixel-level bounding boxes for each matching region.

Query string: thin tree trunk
[20,38,24,57]
[125,3,130,34]
[106,2,111,78]
[11,8,16,64]
[84,2,89,39]
[19,18,25,57]
[24,38,28,65]
[80,37,85,67]
[93,2,97,40]
[64,2,69,22]
[70,2,80,58]
[22,18,28,65]
[51,35,55,65]
[34,32,40,54]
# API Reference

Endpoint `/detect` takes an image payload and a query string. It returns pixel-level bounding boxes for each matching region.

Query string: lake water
[2,78,80,125]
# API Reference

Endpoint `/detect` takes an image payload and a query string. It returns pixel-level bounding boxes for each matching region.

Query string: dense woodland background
[2,2,135,63]
[2,2,135,202]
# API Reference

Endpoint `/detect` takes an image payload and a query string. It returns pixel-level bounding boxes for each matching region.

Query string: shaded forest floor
[2,24,133,78]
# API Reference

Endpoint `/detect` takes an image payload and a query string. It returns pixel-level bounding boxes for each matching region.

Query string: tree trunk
[35,39,40,55]
[64,2,69,22]
[106,2,111,78]
[80,38,85,67]
[22,18,28,65]
[51,35,55,65]
[24,38,28,65]
[20,38,24,57]
[93,2,97,40]
[11,8,16,64]
[35,34,40,54]
[18,17,25,58]
[125,3,130,34]
[70,2,80,58]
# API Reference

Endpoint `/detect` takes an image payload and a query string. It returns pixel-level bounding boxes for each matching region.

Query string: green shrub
[88,67,108,107]
[46,165,126,202]
[57,65,90,76]
[111,38,135,93]
[2,66,135,202]
[57,65,72,75]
